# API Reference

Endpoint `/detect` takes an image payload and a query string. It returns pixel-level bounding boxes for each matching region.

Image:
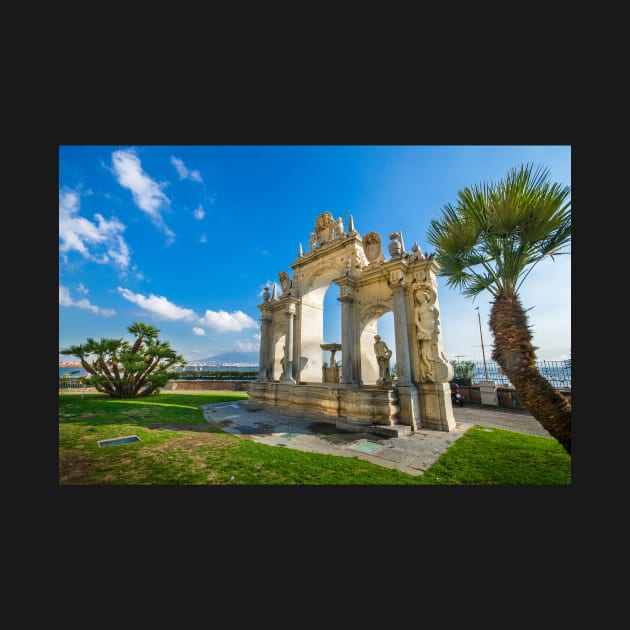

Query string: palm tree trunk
[490,295,571,455]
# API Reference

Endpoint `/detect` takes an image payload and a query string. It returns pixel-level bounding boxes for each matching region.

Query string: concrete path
[201,401,551,477]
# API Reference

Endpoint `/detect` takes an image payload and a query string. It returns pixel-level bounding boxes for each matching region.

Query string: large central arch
[247,211,457,434]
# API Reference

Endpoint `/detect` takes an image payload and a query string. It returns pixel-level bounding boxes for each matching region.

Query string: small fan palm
[61,322,185,399]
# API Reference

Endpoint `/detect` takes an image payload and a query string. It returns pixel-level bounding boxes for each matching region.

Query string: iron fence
[452,359,571,390]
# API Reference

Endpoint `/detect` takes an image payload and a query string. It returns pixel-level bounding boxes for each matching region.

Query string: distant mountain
[195,350,258,364]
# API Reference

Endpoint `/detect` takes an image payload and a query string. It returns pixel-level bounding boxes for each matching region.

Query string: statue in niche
[315,211,335,245]
[414,285,438,382]
[374,335,393,386]
[363,231,384,264]
[278,271,291,295]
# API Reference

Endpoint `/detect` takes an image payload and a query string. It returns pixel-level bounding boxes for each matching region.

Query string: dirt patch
[59,451,101,484]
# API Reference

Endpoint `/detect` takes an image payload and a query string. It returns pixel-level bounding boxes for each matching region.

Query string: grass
[58,391,571,485]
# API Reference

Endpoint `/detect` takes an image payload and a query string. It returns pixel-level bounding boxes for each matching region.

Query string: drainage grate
[98,435,141,448]
[351,440,383,455]
[280,432,302,440]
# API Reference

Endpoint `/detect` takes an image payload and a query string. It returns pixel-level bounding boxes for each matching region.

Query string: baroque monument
[246,211,457,435]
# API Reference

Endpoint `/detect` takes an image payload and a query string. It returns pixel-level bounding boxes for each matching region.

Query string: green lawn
[58,392,571,485]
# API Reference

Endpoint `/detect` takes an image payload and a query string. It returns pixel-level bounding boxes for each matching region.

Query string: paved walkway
[201,401,550,477]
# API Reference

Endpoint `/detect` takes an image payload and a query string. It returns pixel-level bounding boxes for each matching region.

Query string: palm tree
[61,322,185,399]
[426,163,571,455]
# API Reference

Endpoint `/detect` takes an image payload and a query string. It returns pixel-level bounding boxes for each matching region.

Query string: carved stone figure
[335,216,345,238]
[414,285,438,381]
[315,211,335,245]
[278,271,291,295]
[374,335,393,386]
[388,231,406,258]
[310,232,317,251]
[363,231,383,264]
[409,241,424,261]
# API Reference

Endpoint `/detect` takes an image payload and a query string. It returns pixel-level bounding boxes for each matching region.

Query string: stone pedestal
[418,381,456,431]
[479,380,498,406]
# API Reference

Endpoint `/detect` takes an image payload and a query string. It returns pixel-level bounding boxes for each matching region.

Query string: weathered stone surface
[250,212,457,432]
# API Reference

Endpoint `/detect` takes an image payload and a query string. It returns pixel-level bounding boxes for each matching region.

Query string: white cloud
[117,287,258,337]
[199,233,207,244]
[111,148,175,244]
[59,188,130,270]
[171,156,203,183]
[235,340,259,352]
[193,205,205,220]
[117,287,197,321]
[198,309,258,332]
[59,285,116,317]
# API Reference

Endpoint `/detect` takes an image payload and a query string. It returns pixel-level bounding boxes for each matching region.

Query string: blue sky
[59,145,571,364]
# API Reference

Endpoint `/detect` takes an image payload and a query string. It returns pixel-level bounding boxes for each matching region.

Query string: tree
[426,163,571,455]
[60,322,185,399]
[452,360,476,381]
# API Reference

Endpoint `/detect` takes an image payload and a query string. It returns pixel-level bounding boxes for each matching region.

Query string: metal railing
[452,359,571,390]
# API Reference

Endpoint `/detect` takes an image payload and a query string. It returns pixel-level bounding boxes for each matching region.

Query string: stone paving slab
[201,400,477,476]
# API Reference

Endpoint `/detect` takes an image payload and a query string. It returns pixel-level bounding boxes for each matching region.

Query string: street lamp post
[476,307,489,380]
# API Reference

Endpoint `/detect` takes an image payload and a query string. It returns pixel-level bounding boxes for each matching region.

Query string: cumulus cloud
[171,156,203,183]
[198,309,258,332]
[235,340,259,352]
[193,205,205,220]
[116,287,258,335]
[117,287,197,321]
[59,285,116,317]
[111,148,175,244]
[59,187,130,270]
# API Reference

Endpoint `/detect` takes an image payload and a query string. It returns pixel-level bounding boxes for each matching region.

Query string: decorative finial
[271,283,277,300]
[348,215,355,233]
[262,285,270,301]
[298,243,303,257]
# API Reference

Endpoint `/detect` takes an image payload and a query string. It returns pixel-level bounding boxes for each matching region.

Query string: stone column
[280,302,296,384]
[390,279,420,429]
[258,311,272,381]
[257,288,272,381]
[389,280,412,385]
[339,294,356,384]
